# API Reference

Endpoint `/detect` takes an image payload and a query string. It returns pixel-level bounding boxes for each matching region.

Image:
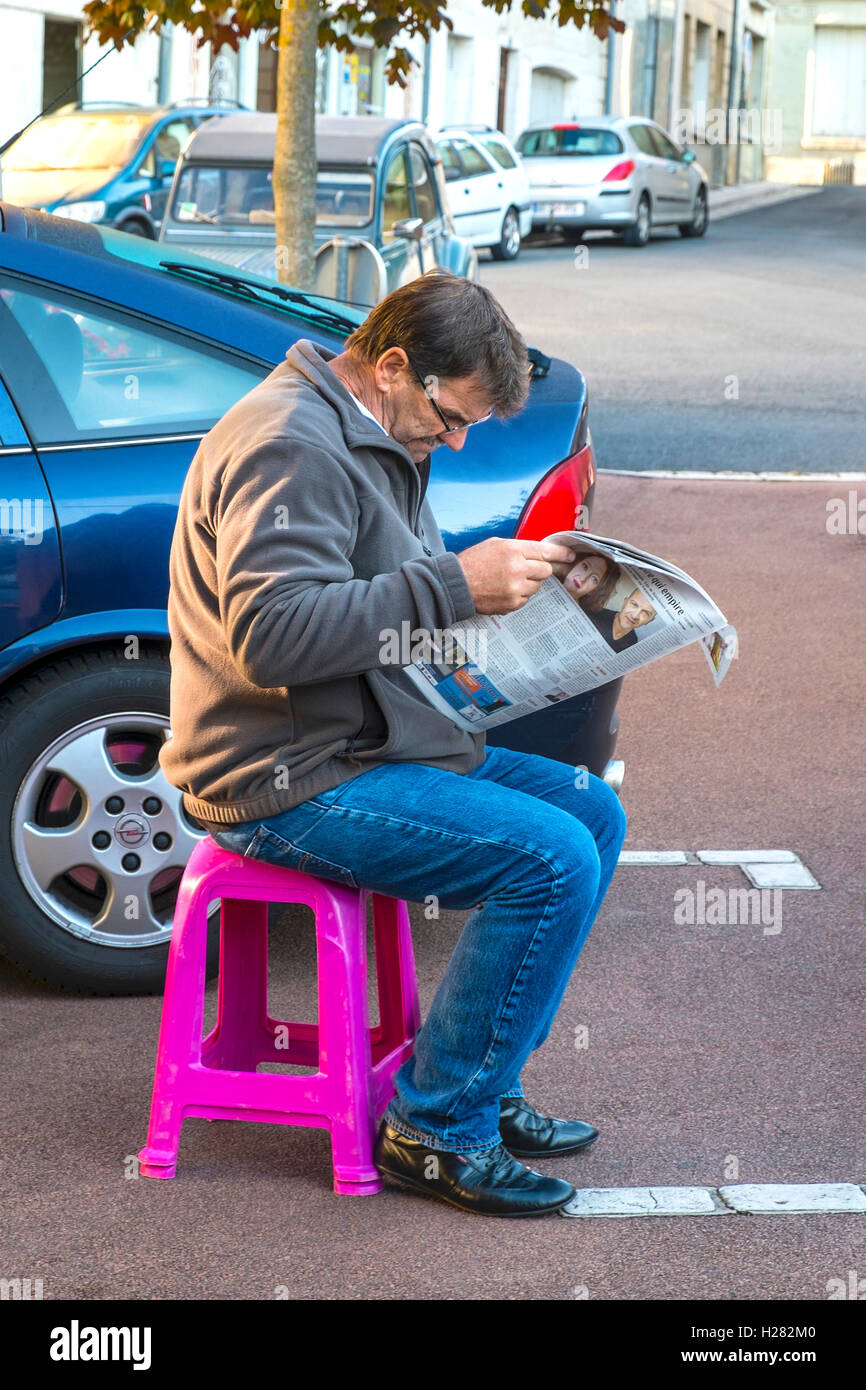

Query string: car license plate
[533,201,586,217]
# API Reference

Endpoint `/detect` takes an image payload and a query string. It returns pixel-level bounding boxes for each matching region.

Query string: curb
[709,183,821,221]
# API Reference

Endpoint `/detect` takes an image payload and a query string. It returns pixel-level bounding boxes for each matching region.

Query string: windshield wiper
[159,260,363,335]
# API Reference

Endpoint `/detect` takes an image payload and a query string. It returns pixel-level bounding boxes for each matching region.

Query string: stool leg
[138,880,211,1179]
[317,891,382,1196]
[373,895,421,1059]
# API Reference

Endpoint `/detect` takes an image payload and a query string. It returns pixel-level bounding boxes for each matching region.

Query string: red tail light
[514,445,595,542]
[603,160,636,182]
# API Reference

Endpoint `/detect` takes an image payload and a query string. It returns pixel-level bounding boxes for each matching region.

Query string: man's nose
[442,427,469,451]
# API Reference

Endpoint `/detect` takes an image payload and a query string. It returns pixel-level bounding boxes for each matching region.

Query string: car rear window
[516,127,624,157]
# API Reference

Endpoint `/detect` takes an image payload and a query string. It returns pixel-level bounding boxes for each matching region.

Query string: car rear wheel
[0,648,218,994]
[490,206,521,261]
[623,193,651,247]
[679,188,709,238]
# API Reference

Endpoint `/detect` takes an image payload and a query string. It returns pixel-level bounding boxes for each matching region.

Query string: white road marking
[618,849,821,889]
[697,850,798,864]
[744,861,820,890]
[598,469,866,482]
[560,1187,720,1217]
[719,1184,866,1215]
[618,850,693,865]
[560,1184,866,1218]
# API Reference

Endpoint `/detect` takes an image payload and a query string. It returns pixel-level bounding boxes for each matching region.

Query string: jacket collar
[285,338,426,470]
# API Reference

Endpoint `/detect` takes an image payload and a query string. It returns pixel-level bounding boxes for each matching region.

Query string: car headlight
[52,201,107,222]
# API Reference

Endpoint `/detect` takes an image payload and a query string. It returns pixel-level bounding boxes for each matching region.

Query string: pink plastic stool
[138,835,420,1194]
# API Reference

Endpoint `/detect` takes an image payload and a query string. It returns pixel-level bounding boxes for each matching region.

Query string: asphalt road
[481,186,866,475]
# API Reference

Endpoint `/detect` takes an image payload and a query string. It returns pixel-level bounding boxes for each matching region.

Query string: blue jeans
[209,744,626,1153]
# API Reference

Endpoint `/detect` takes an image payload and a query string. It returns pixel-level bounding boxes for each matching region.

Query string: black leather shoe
[499,1096,599,1157]
[373,1120,575,1217]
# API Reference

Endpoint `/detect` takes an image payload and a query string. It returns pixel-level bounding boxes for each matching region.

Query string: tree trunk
[274,0,320,289]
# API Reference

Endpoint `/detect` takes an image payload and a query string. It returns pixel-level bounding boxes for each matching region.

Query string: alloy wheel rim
[11,713,208,947]
[503,211,520,255]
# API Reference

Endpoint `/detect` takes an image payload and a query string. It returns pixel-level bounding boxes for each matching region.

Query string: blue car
[0,101,241,239]
[0,202,621,994]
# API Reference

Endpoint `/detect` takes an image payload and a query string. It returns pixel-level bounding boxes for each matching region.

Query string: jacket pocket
[244,824,359,889]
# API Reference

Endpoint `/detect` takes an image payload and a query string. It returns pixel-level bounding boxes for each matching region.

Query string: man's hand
[455,539,577,615]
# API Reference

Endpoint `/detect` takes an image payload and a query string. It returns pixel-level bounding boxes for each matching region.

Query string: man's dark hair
[344,268,530,418]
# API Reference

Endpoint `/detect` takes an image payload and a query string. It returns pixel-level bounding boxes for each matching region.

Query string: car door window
[154,119,194,168]
[381,148,411,240]
[408,145,439,224]
[453,139,495,177]
[436,140,463,182]
[648,127,684,161]
[139,119,194,177]
[0,280,267,445]
[480,136,517,170]
[629,125,659,158]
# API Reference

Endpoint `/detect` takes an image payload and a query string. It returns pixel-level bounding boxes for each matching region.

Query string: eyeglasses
[406,356,493,436]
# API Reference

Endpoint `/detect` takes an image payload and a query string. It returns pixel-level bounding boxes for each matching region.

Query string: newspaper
[404,530,737,732]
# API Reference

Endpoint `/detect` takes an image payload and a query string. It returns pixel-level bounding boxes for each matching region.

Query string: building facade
[764,1,866,183]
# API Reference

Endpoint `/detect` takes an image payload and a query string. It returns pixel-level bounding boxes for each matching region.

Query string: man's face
[376,351,495,463]
[619,590,657,630]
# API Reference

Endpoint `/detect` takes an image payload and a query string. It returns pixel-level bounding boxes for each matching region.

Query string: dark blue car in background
[0,202,621,994]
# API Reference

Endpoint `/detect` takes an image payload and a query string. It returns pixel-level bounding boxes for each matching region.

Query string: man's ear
[374,347,409,392]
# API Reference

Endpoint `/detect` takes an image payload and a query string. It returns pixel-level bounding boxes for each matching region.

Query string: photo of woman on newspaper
[551,550,621,612]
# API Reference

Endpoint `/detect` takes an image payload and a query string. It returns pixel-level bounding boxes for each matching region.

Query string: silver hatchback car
[517,115,709,246]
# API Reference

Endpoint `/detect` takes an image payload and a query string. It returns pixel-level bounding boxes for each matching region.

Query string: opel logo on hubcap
[115,815,150,848]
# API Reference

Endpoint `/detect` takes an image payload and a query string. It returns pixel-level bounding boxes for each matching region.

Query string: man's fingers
[521,557,557,581]
[520,542,577,563]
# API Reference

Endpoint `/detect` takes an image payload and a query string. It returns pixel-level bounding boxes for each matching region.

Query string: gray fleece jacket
[159,337,486,827]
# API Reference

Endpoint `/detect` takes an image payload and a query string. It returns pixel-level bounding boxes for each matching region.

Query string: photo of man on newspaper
[586,586,658,654]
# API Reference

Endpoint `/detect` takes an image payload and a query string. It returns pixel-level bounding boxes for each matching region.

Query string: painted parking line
[618,849,821,890]
[618,850,693,865]
[560,1184,866,1218]
[598,469,866,482]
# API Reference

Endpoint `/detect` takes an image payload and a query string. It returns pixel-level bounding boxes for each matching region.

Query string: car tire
[115,216,155,240]
[623,194,651,247]
[489,206,521,261]
[0,647,219,995]
[678,187,709,238]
